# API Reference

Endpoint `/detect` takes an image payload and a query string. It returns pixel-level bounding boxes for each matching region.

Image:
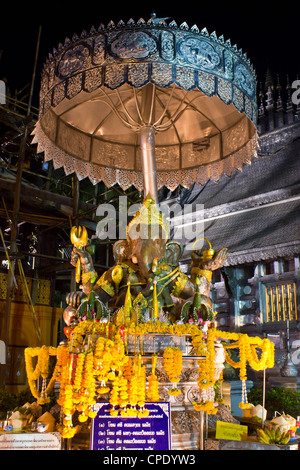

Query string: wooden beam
[0,175,97,214]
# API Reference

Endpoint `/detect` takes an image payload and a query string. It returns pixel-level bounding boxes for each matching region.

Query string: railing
[0,272,51,306]
[264,282,298,322]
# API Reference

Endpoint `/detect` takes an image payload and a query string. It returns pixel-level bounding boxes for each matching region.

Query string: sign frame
[0,432,61,450]
[91,402,171,451]
[215,420,248,441]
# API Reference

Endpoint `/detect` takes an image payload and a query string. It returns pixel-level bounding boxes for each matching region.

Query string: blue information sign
[91,402,171,451]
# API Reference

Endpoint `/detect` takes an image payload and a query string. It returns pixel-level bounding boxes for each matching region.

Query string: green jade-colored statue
[65,197,227,326]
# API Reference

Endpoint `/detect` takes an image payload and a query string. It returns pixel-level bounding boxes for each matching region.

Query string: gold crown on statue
[127,195,169,240]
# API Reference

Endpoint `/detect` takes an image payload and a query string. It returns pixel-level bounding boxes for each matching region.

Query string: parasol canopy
[32,16,258,198]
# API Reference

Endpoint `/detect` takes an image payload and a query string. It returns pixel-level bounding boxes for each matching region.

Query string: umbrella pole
[140,126,158,204]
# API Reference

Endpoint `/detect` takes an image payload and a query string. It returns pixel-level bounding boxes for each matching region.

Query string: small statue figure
[190,238,228,298]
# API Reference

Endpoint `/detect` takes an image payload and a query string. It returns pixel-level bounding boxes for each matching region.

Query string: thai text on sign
[91,403,171,450]
[215,421,248,441]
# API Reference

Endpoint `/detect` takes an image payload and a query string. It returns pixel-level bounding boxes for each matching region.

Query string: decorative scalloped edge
[31,121,259,191]
[43,16,256,75]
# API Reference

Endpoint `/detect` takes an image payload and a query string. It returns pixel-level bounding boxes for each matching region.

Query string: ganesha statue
[64,196,227,326]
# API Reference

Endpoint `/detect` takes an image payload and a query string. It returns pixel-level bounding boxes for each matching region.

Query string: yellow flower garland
[126,358,138,413]
[126,320,201,337]
[147,355,160,402]
[193,400,218,414]
[220,334,274,378]
[163,346,182,382]
[78,351,97,422]
[94,336,116,390]
[218,330,275,408]
[134,357,148,417]
[191,332,204,356]
[163,346,183,396]
[192,328,217,414]
[107,354,149,417]
[25,345,63,404]
[24,319,275,438]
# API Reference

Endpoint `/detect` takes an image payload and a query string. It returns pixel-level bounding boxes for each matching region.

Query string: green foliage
[0,388,19,419]
[14,388,35,408]
[0,387,56,419]
[248,386,300,419]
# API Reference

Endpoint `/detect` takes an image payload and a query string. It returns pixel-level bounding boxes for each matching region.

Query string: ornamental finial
[150,12,171,23]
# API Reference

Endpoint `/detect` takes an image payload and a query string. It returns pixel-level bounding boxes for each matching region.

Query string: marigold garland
[78,351,97,422]
[192,328,218,414]
[126,358,138,413]
[147,355,160,402]
[136,356,148,416]
[94,336,116,391]
[193,400,218,414]
[191,332,204,356]
[107,354,149,417]
[163,346,183,396]
[163,347,182,382]
[25,345,63,404]
[218,330,275,408]
[24,318,275,438]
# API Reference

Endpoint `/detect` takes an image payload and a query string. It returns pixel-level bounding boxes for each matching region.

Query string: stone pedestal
[71,352,235,450]
[71,335,238,450]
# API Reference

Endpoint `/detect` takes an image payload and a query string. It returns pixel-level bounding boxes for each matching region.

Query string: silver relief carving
[161,31,175,61]
[110,31,157,59]
[178,37,220,69]
[235,63,254,98]
[92,35,106,65]
[57,43,90,78]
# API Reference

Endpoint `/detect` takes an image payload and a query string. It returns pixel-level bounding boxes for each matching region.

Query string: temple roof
[176,118,300,266]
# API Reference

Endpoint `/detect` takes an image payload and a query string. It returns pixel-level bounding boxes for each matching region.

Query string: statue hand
[71,247,93,270]
[141,274,155,298]
[66,291,85,308]
[201,248,228,271]
[192,248,228,271]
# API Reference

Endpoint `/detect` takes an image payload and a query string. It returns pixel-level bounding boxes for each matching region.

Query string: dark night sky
[0,1,299,108]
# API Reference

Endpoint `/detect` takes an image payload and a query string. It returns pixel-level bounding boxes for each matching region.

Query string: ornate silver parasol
[33,15,258,202]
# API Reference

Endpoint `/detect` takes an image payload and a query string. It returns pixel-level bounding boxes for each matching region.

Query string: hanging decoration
[24,317,275,435]
[24,345,64,405]
[163,346,183,396]
[147,355,160,402]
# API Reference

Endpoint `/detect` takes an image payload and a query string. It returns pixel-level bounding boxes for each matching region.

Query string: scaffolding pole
[0,26,42,387]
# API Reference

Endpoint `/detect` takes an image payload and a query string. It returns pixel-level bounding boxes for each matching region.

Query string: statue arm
[71,247,115,301]
[190,248,228,284]
[71,247,97,294]
[93,268,116,300]
[200,248,228,271]
[171,272,195,300]
[192,248,228,271]
[170,272,212,308]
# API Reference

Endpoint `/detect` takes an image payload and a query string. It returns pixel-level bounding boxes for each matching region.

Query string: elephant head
[112,197,183,279]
